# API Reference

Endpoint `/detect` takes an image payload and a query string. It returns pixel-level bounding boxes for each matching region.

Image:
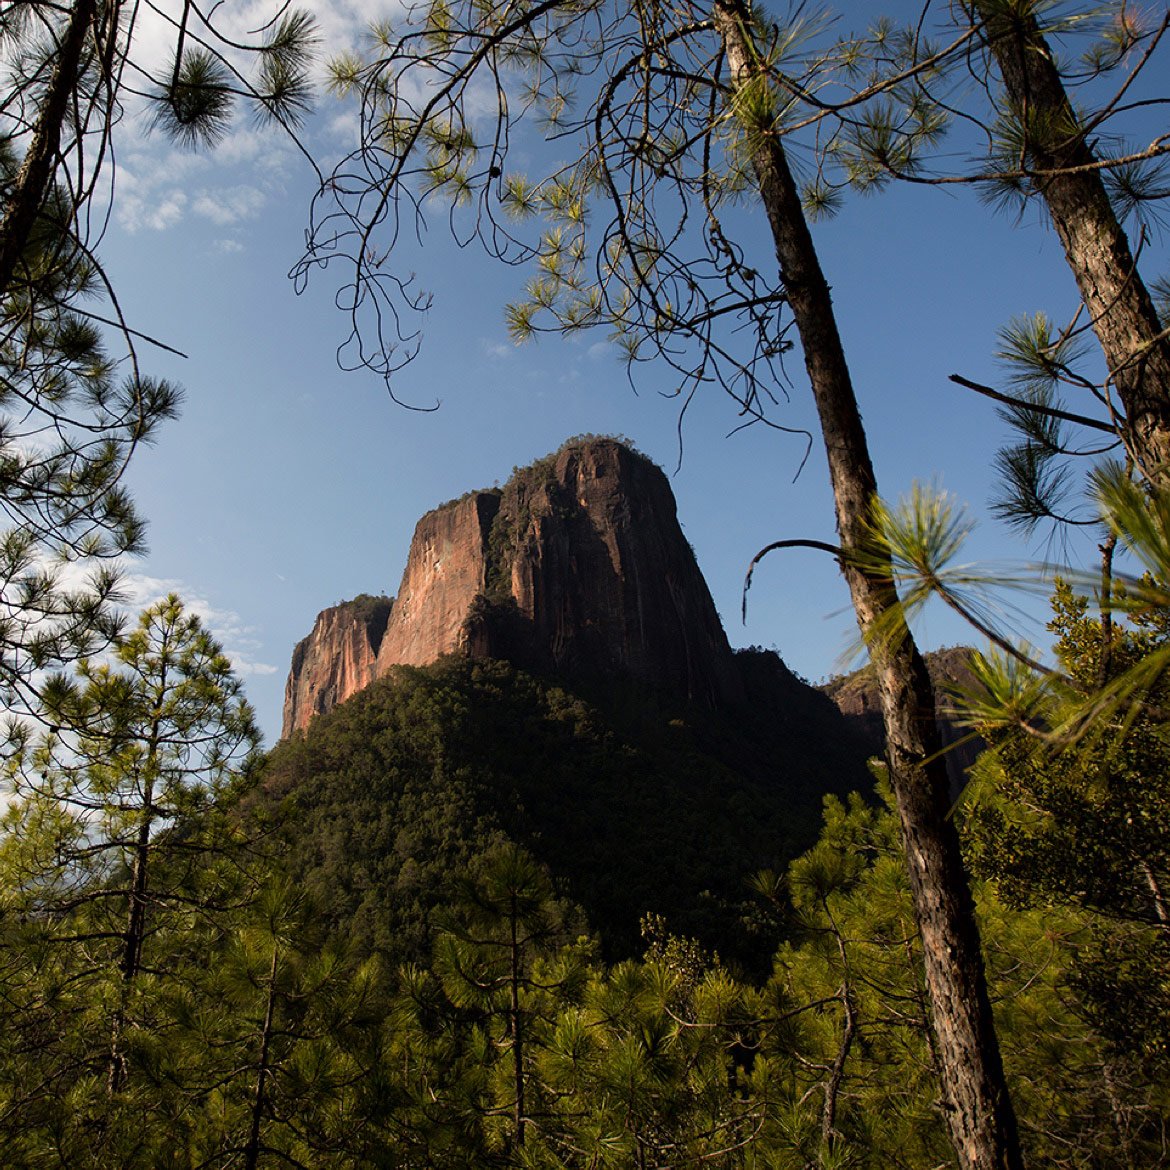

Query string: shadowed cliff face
[282,439,745,737]
[822,646,984,793]
[483,440,745,706]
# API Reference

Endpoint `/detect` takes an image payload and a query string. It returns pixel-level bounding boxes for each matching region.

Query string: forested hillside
[2,594,1167,1166]
[257,653,872,969]
[3,0,1170,1166]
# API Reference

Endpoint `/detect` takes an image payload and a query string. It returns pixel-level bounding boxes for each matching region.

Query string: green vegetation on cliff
[256,654,866,970]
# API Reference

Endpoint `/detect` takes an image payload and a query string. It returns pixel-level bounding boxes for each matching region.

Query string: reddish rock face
[375,492,499,673]
[282,438,744,735]
[281,596,392,737]
[494,440,744,706]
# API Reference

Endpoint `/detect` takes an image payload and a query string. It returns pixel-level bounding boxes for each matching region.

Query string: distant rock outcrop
[282,438,746,738]
[282,595,393,736]
[822,646,983,791]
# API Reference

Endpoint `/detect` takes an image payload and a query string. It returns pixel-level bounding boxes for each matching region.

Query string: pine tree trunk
[970,0,1170,482]
[0,0,98,299]
[108,770,155,1094]
[712,4,1023,1167]
[509,893,526,1148]
[108,695,164,1094]
[245,942,280,1170]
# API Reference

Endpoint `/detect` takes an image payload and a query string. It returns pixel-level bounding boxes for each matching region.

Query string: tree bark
[712,4,1023,1167]
[0,0,98,300]
[970,0,1170,482]
[245,942,280,1170]
[822,921,856,1154]
[509,893,526,1148]
[108,762,157,1094]
[109,676,165,1094]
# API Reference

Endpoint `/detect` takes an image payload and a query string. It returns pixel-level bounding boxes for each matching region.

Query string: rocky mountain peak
[282,437,744,737]
[282,595,393,735]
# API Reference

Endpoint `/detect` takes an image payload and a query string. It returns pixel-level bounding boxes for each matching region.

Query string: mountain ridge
[283,437,747,736]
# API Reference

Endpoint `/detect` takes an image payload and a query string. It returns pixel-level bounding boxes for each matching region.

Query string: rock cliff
[375,491,500,670]
[282,438,744,737]
[822,646,983,792]
[282,595,393,736]
[471,439,744,706]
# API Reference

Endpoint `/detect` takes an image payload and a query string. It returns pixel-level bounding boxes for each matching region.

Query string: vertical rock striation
[281,595,393,737]
[487,439,743,706]
[283,437,746,736]
[375,491,500,671]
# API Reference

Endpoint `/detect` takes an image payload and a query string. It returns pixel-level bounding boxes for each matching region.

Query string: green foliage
[967,581,1170,1076]
[429,846,590,1154]
[0,0,316,717]
[752,775,1170,1167]
[1,610,1166,1164]
[147,7,318,145]
[176,881,386,1168]
[149,49,236,148]
[0,596,262,1163]
[257,654,863,972]
[528,952,756,1167]
[0,156,181,707]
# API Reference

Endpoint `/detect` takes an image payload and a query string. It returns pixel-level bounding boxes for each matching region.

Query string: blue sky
[94,0,1165,743]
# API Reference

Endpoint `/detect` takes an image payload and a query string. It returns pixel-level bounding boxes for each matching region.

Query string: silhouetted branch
[949,374,1116,433]
[742,538,842,622]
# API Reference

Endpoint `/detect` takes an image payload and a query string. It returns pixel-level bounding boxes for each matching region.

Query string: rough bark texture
[713,3,1022,1167]
[972,0,1170,481]
[0,0,98,298]
[825,646,986,795]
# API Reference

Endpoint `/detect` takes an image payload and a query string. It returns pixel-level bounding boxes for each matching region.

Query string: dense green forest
[2,587,1168,1166]
[4,0,1170,1166]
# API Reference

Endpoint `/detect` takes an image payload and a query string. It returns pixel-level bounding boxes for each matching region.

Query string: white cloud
[482,340,512,360]
[152,191,189,230]
[214,238,246,254]
[116,149,207,232]
[117,189,189,233]
[192,184,267,225]
[325,108,365,149]
[213,127,276,167]
[120,574,278,678]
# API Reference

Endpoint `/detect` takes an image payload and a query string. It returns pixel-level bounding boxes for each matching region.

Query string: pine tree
[966,0,1170,483]
[757,775,1170,1167]
[0,143,180,711]
[0,595,259,1162]
[176,881,385,1169]
[967,579,1170,1081]
[0,0,317,716]
[535,923,755,1168]
[430,844,589,1156]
